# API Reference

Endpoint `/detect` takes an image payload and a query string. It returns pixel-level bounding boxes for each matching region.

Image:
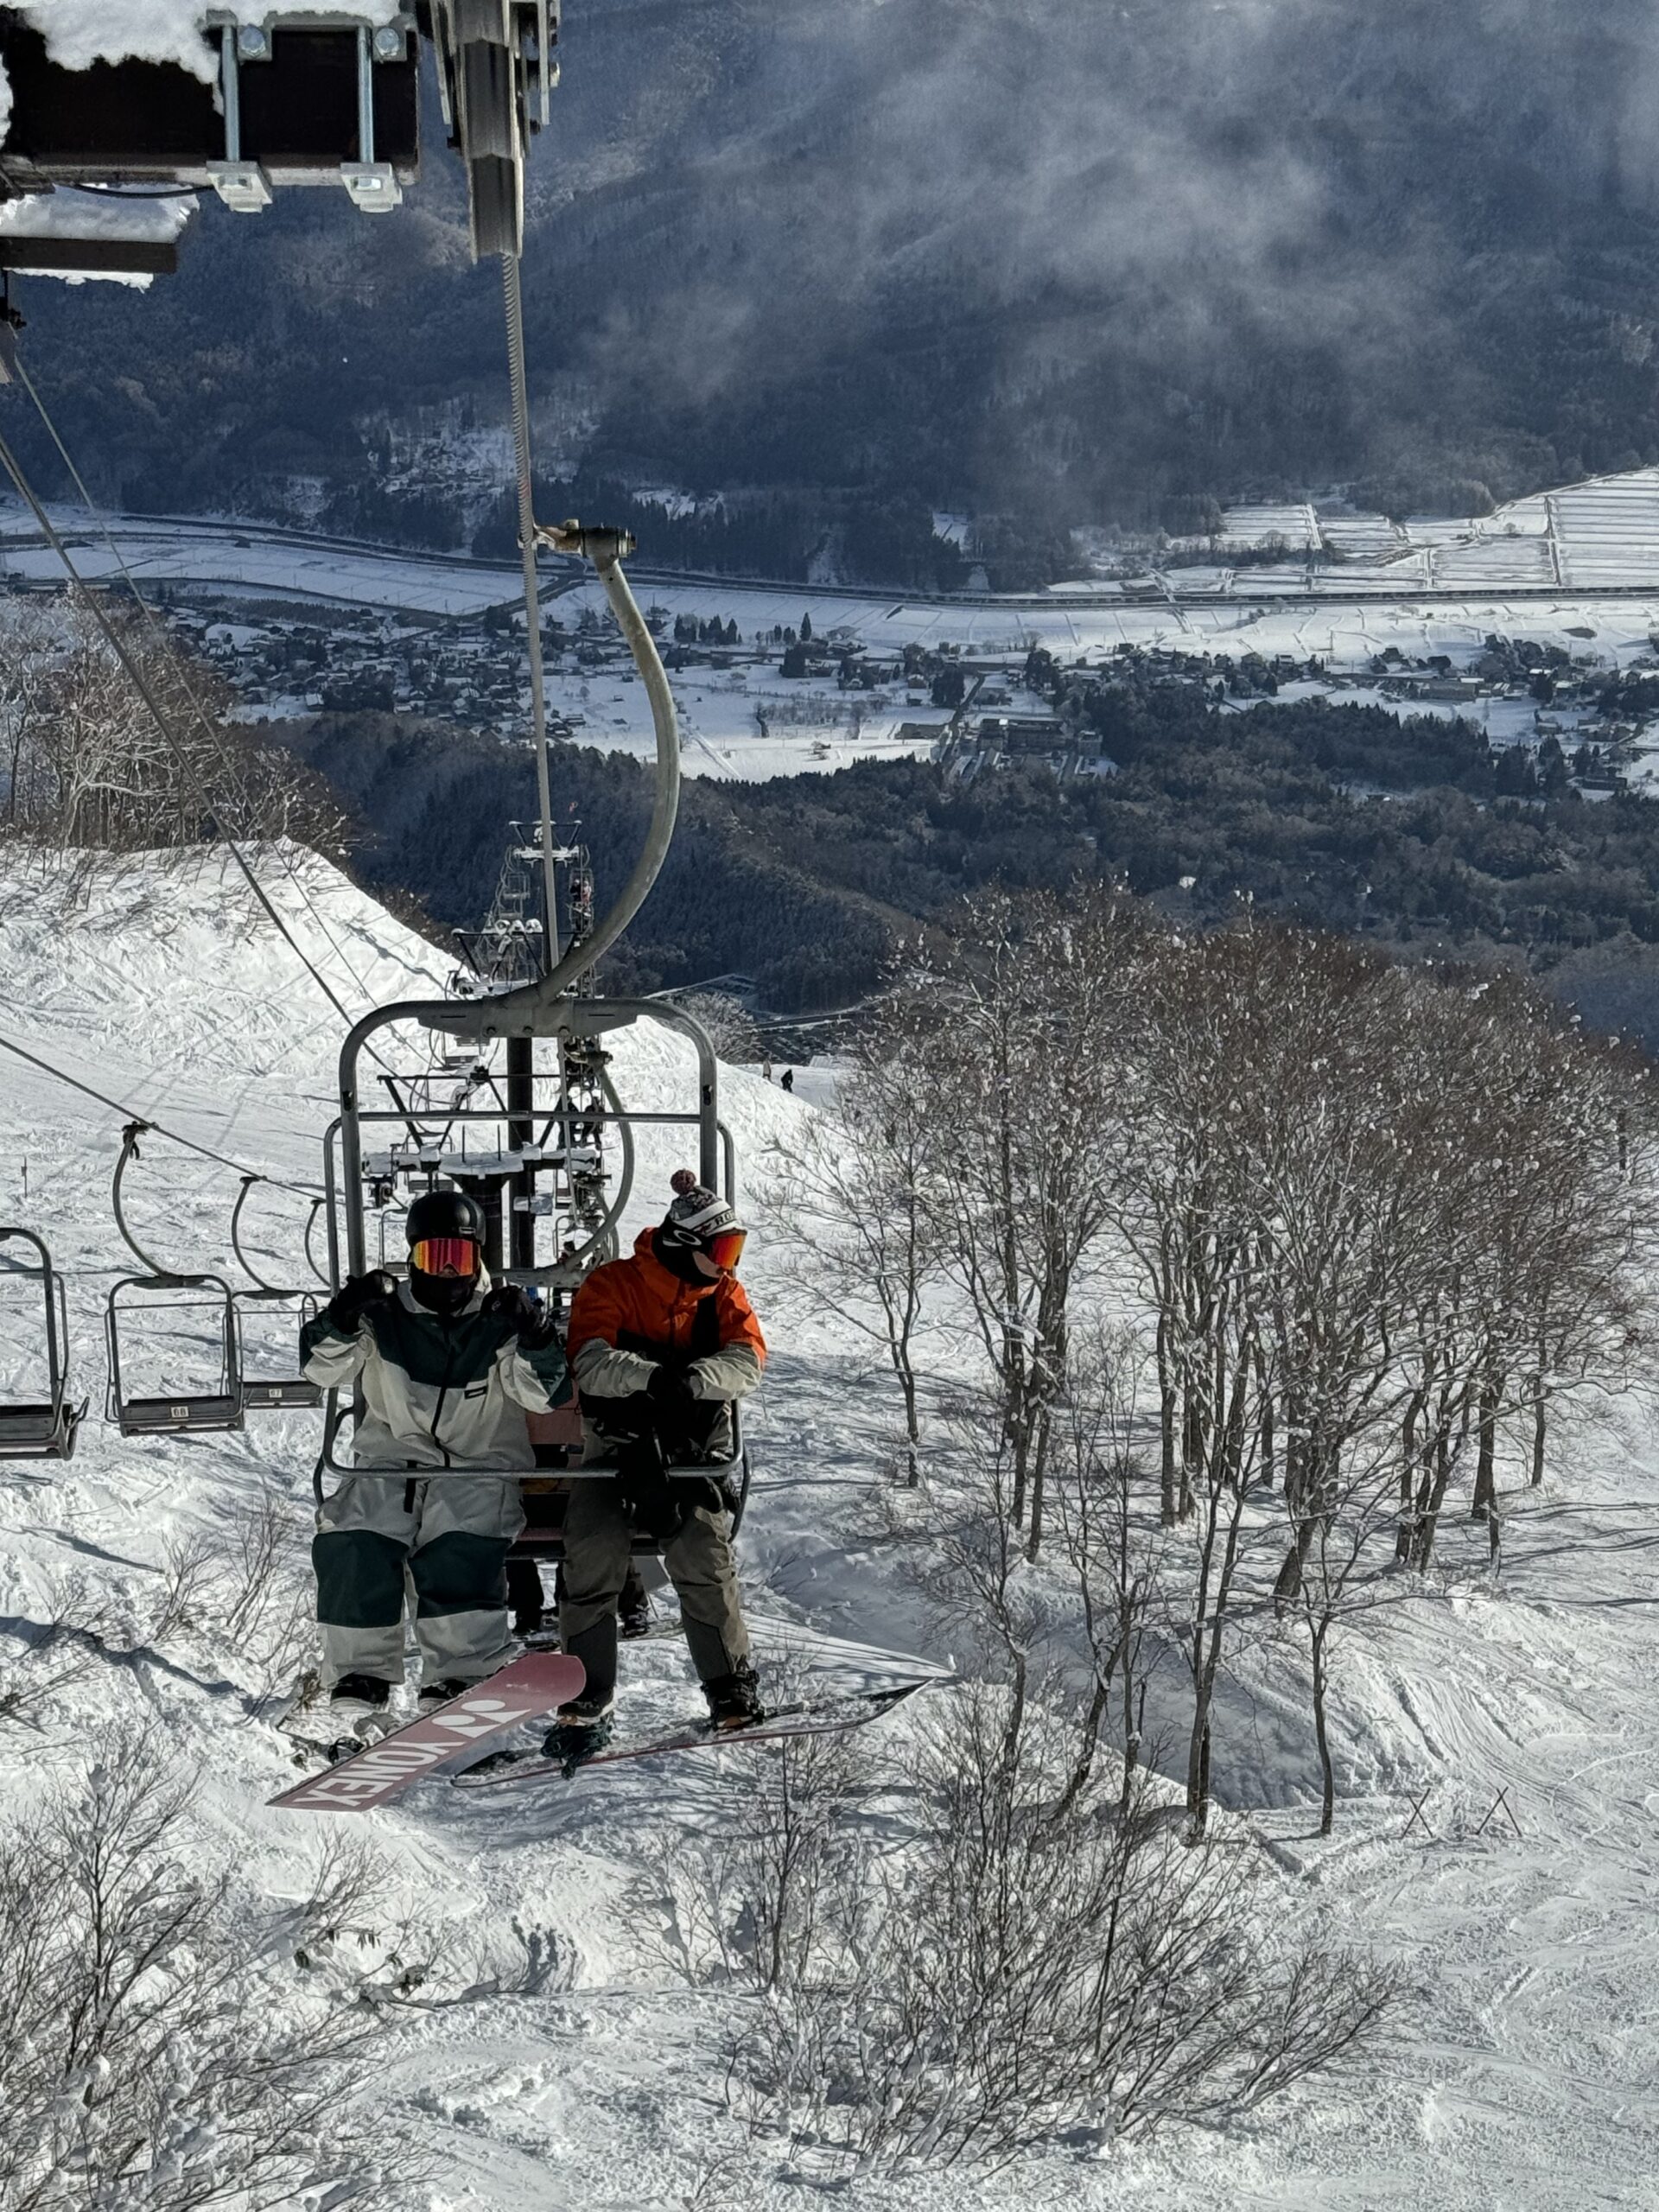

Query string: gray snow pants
[558,1481,749,1706]
[313,1471,524,1688]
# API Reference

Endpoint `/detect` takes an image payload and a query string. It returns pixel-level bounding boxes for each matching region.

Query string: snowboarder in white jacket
[301,1187,572,1722]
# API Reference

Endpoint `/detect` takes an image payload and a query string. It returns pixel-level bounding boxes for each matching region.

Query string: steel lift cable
[0,421,411,1066]
[501,251,562,963]
[9,351,394,1020]
[0,1029,321,1196]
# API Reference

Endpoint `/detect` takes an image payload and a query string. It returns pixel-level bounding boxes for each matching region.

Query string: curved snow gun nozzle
[532,518,638,569]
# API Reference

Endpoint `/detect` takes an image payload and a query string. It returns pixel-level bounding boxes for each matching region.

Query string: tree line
[779,887,1653,1840]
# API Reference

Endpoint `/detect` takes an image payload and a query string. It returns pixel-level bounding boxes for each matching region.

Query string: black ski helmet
[405,1187,486,1316]
[405,1187,486,1248]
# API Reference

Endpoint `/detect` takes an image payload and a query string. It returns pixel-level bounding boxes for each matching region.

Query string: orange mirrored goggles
[410,1236,481,1278]
[702,1228,747,1273]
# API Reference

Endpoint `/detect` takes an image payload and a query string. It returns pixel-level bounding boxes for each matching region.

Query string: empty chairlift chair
[230,1177,322,1412]
[0,1226,86,1464]
[105,1124,244,1438]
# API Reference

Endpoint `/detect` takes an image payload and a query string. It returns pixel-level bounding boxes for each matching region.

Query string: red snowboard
[269,1651,585,1814]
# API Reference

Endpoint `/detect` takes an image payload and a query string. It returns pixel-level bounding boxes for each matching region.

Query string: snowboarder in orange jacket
[556,1172,765,1744]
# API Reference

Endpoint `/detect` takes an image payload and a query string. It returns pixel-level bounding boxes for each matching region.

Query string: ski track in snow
[1,843,1657,2207]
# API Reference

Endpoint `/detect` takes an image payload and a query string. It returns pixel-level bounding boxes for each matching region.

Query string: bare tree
[673,989,762,1063]
[770,1007,947,1482]
[648,1690,1395,2175]
[919,886,1146,1554]
[0,1729,414,2211]
[1044,1326,1171,1819]
[0,604,346,856]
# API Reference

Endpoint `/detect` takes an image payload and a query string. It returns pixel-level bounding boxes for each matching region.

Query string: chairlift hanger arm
[230,1173,315,1300]
[111,1122,184,1283]
[305,1193,331,1287]
[0,1224,50,1275]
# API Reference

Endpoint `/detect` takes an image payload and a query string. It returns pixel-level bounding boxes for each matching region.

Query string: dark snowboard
[451,1679,933,1791]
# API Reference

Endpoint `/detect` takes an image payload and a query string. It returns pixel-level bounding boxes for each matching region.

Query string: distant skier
[301,1189,572,1725]
[779,1067,794,1093]
[555,1171,766,1750]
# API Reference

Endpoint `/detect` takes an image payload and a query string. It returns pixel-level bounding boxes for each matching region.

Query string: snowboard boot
[324,1672,397,1760]
[417,1677,474,1712]
[703,1661,765,1732]
[543,1688,617,1770]
[328,1672,393,1722]
[620,1592,652,1640]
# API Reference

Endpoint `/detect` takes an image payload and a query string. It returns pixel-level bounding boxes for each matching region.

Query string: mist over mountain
[16,0,1659,569]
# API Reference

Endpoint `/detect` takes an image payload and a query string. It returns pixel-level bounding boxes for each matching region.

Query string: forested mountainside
[282,694,1659,1038]
[17,0,1659,578]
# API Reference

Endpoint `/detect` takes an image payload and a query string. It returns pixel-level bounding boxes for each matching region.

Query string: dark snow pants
[313,1471,523,1688]
[558,1483,749,1706]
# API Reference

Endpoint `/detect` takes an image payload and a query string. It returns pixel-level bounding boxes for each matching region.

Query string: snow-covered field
[3,845,1659,2207]
[1179,467,1659,595]
[15,489,1659,675]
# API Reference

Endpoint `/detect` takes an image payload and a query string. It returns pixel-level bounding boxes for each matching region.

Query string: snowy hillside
[2,845,1658,2207]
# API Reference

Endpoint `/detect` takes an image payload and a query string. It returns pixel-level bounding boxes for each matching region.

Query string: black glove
[327,1269,396,1329]
[483,1281,558,1350]
[614,1428,677,1529]
[613,1432,723,1538]
[646,1363,699,1420]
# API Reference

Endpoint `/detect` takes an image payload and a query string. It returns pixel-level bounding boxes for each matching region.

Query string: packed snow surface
[1,844,1658,2204]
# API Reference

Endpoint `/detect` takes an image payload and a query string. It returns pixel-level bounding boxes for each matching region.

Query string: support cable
[0,1028,320,1195]
[8,353,391,1019]
[501,251,562,965]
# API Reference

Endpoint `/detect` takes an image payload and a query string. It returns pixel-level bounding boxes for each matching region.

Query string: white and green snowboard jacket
[300,1269,571,1471]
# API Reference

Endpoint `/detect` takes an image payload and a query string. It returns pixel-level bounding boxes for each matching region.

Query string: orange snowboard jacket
[567,1227,766,1425]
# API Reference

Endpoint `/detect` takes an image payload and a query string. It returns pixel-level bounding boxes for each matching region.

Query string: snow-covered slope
[2,843,1658,2209]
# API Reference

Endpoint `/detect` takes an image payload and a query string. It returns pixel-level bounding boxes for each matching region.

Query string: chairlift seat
[512,1447,751,1560]
[0,1400,83,1459]
[0,1226,83,1467]
[105,1267,245,1439]
[116,1391,245,1438]
[231,1276,322,1414]
[242,1377,322,1410]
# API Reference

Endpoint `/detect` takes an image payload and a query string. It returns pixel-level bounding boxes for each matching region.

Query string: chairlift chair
[0,1226,86,1463]
[104,1123,245,1437]
[315,997,753,1557]
[308,524,753,1558]
[230,1176,322,1412]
